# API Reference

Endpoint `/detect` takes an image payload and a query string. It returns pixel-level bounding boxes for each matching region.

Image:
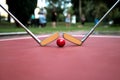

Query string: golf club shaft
[81,0,120,43]
[0,4,41,45]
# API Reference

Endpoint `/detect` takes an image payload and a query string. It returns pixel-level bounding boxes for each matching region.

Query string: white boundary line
[0,35,50,42]
[73,35,120,38]
[0,34,120,42]
[0,32,27,36]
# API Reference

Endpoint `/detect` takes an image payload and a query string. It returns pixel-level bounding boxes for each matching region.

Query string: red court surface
[0,35,120,80]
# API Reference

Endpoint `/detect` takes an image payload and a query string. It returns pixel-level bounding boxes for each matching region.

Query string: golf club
[0,4,59,46]
[63,0,120,46]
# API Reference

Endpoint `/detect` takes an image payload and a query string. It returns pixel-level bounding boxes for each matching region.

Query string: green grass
[0,22,120,35]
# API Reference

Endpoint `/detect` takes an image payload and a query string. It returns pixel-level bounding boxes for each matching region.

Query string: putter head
[63,33,82,46]
[40,32,59,46]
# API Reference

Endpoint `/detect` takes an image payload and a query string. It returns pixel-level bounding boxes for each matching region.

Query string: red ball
[56,38,65,47]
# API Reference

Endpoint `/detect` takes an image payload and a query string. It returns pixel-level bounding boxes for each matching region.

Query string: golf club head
[40,32,59,46]
[63,33,82,46]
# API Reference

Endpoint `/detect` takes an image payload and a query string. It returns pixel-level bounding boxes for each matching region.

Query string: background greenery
[71,0,120,23]
[0,22,120,35]
[4,0,120,26]
[6,0,37,26]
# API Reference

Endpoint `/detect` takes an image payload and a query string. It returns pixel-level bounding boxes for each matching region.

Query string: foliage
[6,0,37,26]
[71,0,120,24]
[92,2,108,19]
[0,22,120,34]
[47,0,72,22]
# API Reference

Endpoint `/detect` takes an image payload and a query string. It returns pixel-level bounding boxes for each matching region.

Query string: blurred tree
[71,0,120,25]
[71,0,80,21]
[6,0,37,26]
[105,0,120,24]
[93,2,108,19]
[47,0,72,22]
[82,0,94,22]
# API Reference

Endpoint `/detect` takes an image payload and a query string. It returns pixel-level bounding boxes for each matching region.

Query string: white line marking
[73,35,120,38]
[0,35,50,41]
[0,32,27,36]
[0,35,120,42]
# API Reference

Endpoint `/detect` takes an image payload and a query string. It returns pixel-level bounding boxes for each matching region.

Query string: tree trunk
[79,0,82,18]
